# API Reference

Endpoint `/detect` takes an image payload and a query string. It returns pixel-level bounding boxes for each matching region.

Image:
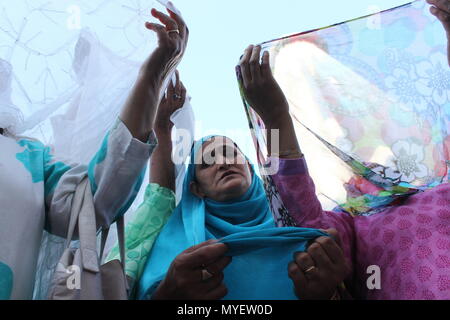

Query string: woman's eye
[223,146,237,158]
[201,158,213,168]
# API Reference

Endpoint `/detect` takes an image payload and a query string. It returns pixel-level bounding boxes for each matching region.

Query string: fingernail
[430,6,437,14]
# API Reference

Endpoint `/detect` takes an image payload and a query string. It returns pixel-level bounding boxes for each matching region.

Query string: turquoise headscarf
[138,136,326,300]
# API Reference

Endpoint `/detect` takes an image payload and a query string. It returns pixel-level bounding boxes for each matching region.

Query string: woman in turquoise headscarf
[139,134,346,300]
[134,62,354,298]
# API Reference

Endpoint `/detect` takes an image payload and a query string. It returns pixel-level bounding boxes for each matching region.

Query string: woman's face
[190,137,253,202]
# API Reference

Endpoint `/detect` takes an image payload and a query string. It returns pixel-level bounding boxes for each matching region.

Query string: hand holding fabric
[154,70,187,137]
[150,70,186,191]
[288,229,350,300]
[428,0,450,66]
[142,7,189,84]
[152,240,231,300]
[237,45,290,127]
[119,5,188,142]
[237,45,302,158]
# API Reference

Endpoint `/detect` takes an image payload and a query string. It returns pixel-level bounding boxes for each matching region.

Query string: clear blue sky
[168,0,409,157]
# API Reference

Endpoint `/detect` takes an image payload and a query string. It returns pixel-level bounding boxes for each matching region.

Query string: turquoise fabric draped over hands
[138,136,326,300]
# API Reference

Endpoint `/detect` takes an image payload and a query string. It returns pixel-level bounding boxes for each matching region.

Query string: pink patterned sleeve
[269,156,355,271]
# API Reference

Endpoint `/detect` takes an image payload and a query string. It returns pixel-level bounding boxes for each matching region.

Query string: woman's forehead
[200,136,236,152]
[193,136,241,163]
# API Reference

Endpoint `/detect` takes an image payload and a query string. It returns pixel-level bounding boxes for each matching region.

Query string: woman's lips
[220,171,239,181]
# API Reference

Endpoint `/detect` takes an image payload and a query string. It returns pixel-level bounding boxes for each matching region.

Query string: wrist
[154,128,173,141]
[140,49,179,87]
[139,53,168,87]
[263,111,292,130]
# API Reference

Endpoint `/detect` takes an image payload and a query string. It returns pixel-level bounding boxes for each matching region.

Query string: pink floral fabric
[273,157,450,300]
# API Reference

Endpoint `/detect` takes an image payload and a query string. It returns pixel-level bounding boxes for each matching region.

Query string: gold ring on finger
[304,266,317,274]
[201,268,214,281]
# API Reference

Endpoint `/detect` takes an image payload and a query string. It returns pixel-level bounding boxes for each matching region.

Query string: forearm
[119,73,161,143]
[150,131,175,192]
[270,157,324,227]
[265,112,302,159]
[120,48,179,143]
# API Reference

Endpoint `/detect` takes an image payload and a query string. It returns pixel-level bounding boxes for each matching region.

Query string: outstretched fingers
[145,22,170,43]
[239,45,273,88]
[151,8,179,32]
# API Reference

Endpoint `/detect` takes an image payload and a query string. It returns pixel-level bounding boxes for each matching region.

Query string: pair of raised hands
[152,229,350,300]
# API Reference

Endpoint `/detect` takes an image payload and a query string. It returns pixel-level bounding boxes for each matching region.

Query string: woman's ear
[189,181,206,198]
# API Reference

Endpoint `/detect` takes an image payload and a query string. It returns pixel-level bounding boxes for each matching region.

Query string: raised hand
[119,5,188,143]
[154,70,187,136]
[149,69,186,192]
[237,45,302,159]
[152,240,231,300]
[237,45,290,127]
[288,229,351,300]
[141,5,189,83]
[427,0,450,66]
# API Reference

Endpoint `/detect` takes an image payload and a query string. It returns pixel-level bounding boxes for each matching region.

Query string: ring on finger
[304,266,317,274]
[173,93,182,100]
[201,268,214,281]
[168,29,180,34]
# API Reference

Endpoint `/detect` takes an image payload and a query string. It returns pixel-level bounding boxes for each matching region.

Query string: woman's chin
[217,179,249,201]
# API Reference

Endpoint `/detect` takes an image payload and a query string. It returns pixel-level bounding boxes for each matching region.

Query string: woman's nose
[216,154,231,168]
